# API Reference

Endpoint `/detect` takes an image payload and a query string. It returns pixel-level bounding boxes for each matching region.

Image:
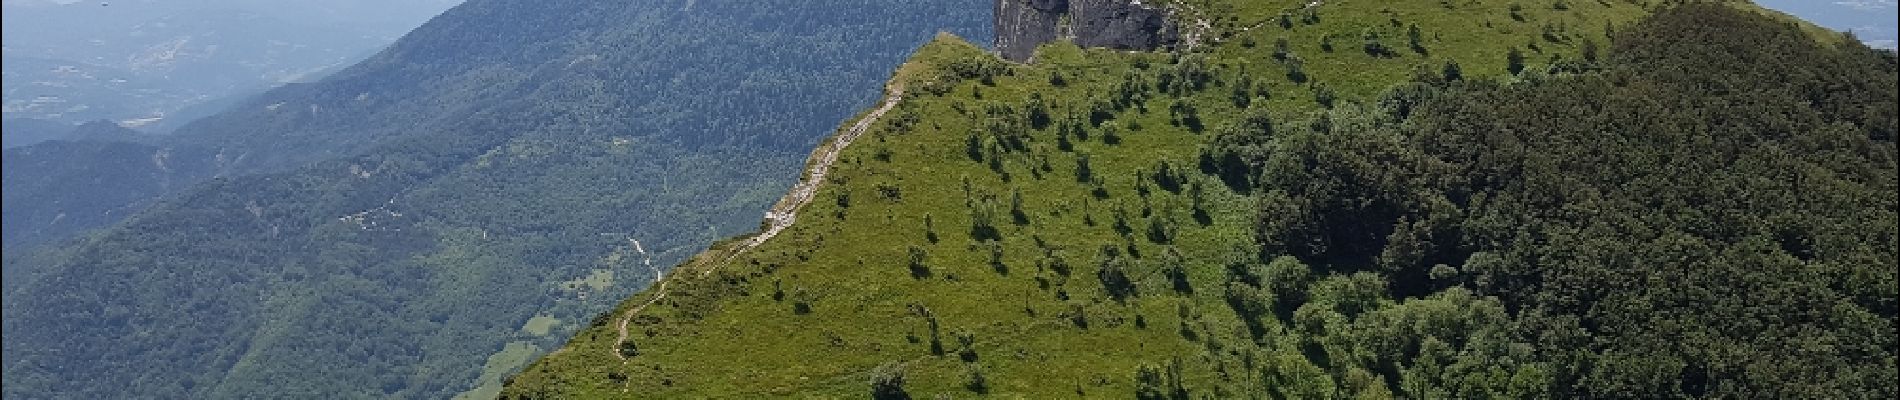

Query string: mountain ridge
[504,1,1896,398]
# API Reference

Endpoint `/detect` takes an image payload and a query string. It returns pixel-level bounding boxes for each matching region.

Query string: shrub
[1313,82,1337,108]
[907,246,931,279]
[965,364,989,393]
[1442,60,1464,82]
[870,362,909,400]
[1286,55,1308,83]
[1408,24,1427,54]
[1363,30,1395,57]
[955,329,978,362]
[1507,46,1526,74]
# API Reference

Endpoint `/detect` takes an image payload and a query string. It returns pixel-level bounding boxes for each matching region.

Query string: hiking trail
[608,84,905,361]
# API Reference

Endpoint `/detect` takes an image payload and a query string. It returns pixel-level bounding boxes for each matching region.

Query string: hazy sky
[1756,0,1899,48]
[2,0,465,126]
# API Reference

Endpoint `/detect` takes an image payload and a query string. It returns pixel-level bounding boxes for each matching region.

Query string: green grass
[456,341,543,400]
[504,0,1666,397]
[522,316,562,337]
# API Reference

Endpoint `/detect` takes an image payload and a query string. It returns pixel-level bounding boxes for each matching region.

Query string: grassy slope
[505,0,1661,397]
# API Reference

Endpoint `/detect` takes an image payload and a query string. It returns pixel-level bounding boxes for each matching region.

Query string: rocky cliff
[994,0,1179,62]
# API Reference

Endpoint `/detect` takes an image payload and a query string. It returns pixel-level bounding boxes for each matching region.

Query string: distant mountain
[2,119,170,248]
[1,0,989,398]
[2,136,215,249]
[1757,0,1899,48]
[2,116,189,245]
[0,118,71,148]
[63,119,152,143]
[0,0,460,127]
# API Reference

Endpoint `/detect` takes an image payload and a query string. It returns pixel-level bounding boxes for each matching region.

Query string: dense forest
[1239,5,1897,395]
[0,0,989,398]
[506,1,1895,398]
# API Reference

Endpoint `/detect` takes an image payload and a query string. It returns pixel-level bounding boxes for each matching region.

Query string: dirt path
[712,85,907,272]
[1176,1,1326,48]
[607,238,663,360]
[608,85,905,361]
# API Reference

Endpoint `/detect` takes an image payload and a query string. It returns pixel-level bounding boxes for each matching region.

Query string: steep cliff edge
[994,0,1178,62]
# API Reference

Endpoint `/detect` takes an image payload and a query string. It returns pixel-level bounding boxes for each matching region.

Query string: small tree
[907,246,931,279]
[1285,55,1308,83]
[1407,24,1427,54]
[1231,73,1254,108]
[792,287,814,315]
[986,140,1005,175]
[1075,153,1094,183]
[1188,180,1211,225]
[1098,245,1137,301]
[1025,93,1052,130]
[1507,47,1527,75]
[1541,22,1565,43]
[1263,256,1314,319]
[1442,60,1464,82]
[618,340,639,358]
[1146,216,1174,244]
[988,241,1008,275]
[1135,169,1153,198]
[1113,207,1134,236]
[965,364,990,393]
[923,213,938,243]
[1313,82,1337,108]
[1581,38,1600,63]
[955,329,978,362]
[1049,252,1073,277]
[1135,364,1167,400]
[1010,188,1029,225]
[1089,97,1116,126]
[923,308,944,355]
[1171,101,1202,132]
[870,362,910,400]
[1153,160,1182,193]
[970,200,1000,241]
[1163,246,1191,294]
[1363,29,1394,57]
[964,134,984,162]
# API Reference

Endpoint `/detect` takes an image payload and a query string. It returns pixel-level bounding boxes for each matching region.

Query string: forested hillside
[0,1,989,398]
[506,1,1896,398]
[3,0,987,247]
[0,118,71,149]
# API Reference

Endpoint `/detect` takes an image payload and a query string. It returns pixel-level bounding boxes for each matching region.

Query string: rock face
[994,0,1179,62]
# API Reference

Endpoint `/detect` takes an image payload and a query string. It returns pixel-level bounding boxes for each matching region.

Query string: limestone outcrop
[994,0,1179,62]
